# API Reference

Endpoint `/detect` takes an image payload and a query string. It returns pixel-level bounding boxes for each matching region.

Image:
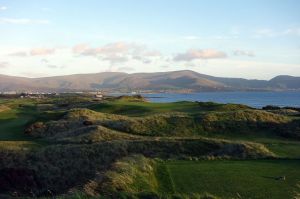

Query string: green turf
[88,98,253,117]
[0,99,63,151]
[158,160,300,199]
[0,96,299,198]
[265,142,300,158]
[205,133,300,159]
[0,109,33,140]
[89,101,204,116]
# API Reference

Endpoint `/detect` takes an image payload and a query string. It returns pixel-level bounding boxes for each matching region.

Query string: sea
[123,91,300,108]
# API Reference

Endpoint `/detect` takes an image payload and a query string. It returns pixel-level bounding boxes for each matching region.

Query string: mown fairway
[158,160,300,199]
[0,109,33,140]
[0,99,61,150]
[89,100,204,116]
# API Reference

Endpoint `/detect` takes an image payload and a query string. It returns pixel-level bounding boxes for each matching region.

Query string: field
[0,94,299,198]
[157,160,300,199]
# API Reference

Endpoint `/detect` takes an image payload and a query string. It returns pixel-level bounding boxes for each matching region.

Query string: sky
[0,0,300,79]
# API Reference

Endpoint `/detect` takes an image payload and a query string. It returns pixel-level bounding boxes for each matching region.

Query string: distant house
[94,91,103,99]
[2,91,17,95]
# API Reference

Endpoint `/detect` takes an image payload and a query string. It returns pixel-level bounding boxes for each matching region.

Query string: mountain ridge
[0,70,299,92]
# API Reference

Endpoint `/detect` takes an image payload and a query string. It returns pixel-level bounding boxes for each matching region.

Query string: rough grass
[0,138,274,197]
[89,100,252,117]
[0,96,299,198]
[201,110,290,133]
[160,159,300,199]
[56,125,142,143]
[0,105,10,112]
[32,107,296,140]
[100,155,158,193]
[83,155,220,199]
[0,141,42,151]
[265,142,300,158]
[204,133,300,159]
[0,109,32,140]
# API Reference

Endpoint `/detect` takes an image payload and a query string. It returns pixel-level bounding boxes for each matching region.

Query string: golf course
[0,94,299,198]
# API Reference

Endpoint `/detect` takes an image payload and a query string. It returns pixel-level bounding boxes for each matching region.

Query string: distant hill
[0,70,299,92]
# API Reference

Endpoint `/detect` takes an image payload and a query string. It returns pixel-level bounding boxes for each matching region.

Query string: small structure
[94,91,103,99]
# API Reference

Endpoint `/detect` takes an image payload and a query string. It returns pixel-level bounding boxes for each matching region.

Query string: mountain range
[0,70,300,92]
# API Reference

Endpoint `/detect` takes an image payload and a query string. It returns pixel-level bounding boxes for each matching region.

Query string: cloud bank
[73,42,162,65]
[30,48,55,56]
[174,49,227,61]
[233,50,255,57]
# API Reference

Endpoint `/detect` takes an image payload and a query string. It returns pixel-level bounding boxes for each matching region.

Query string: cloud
[79,42,145,57]
[142,59,152,64]
[233,50,255,57]
[0,18,50,25]
[132,55,152,64]
[182,36,200,40]
[8,48,55,57]
[47,65,58,69]
[30,48,55,56]
[160,65,169,68]
[103,54,128,65]
[8,51,28,57]
[117,66,135,72]
[20,72,48,78]
[143,50,162,57]
[41,59,49,63]
[0,6,7,11]
[72,43,89,54]
[174,49,227,61]
[75,42,162,65]
[0,61,9,68]
[100,42,142,54]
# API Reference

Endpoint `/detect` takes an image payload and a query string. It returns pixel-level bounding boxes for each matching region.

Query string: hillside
[0,70,300,92]
[0,95,299,198]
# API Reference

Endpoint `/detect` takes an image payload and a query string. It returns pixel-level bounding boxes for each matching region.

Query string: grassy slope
[1,97,299,156]
[0,96,299,151]
[89,100,252,116]
[89,100,300,158]
[89,99,300,198]
[0,99,62,149]
[159,160,300,199]
[0,100,40,150]
[0,96,300,198]
[89,101,203,116]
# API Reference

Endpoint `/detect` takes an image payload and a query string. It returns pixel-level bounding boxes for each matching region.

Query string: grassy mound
[115,95,148,102]
[84,155,221,199]
[201,110,290,133]
[89,100,252,117]
[0,137,273,196]
[56,126,142,143]
[99,155,158,194]
[26,108,298,140]
[125,138,275,159]
[1,95,299,198]
[196,102,251,112]
[267,108,300,116]
[0,105,10,112]
[27,109,200,137]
